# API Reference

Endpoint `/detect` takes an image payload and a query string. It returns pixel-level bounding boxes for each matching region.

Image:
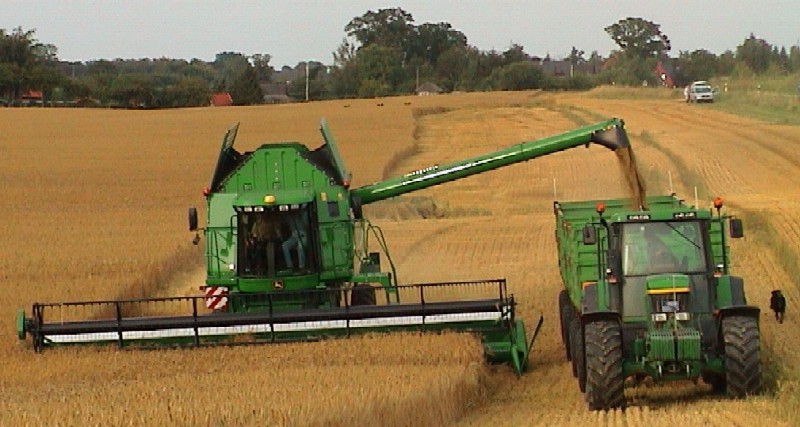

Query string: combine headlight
[651,313,668,322]
[675,312,691,321]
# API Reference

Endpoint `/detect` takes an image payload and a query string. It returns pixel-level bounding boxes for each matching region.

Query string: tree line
[2,12,799,108]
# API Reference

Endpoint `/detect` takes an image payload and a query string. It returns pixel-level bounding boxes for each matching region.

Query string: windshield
[621,221,707,276]
[238,204,313,277]
[693,86,711,93]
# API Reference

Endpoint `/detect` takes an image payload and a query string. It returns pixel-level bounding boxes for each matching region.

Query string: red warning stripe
[204,286,229,310]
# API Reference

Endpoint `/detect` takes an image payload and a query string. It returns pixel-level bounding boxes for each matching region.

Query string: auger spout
[351,118,630,205]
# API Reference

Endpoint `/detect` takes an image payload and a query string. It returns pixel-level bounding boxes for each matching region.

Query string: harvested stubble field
[2,89,800,426]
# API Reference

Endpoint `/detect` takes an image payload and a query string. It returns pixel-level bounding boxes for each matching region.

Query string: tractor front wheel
[584,319,625,410]
[722,315,762,398]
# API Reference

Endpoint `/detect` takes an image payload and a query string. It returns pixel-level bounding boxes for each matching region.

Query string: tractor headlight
[651,313,668,322]
[228,263,236,271]
[675,312,691,321]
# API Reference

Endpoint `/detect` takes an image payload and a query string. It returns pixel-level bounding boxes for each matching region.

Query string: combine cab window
[621,222,707,276]
[238,204,315,277]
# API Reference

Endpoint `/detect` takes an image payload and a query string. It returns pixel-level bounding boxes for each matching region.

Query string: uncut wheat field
[2,90,799,426]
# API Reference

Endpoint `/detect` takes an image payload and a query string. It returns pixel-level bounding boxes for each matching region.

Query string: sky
[2,1,798,68]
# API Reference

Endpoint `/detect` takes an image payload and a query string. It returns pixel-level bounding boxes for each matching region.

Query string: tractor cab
[620,221,708,276]
[613,220,714,320]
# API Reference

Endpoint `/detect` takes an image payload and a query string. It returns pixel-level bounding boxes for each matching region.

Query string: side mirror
[188,207,198,231]
[582,225,597,245]
[729,218,743,238]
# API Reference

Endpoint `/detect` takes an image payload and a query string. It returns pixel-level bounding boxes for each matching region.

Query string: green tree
[716,50,737,75]
[604,17,671,59]
[109,74,155,107]
[345,7,415,54]
[288,62,330,100]
[408,22,467,65]
[675,49,718,83]
[435,45,469,91]
[85,60,118,103]
[736,34,773,74]
[488,62,547,91]
[502,44,529,65]
[159,76,210,107]
[352,44,404,96]
[0,27,65,99]
[600,53,658,86]
[789,46,800,73]
[568,46,585,65]
[228,64,263,105]
[214,51,250,90]
[250,53,272,82]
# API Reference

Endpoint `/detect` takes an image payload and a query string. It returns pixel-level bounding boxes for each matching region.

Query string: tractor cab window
[238,204,314,277]
[621,221,707,276]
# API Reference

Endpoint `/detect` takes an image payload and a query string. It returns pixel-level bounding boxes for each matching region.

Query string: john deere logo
[273,281,283,289]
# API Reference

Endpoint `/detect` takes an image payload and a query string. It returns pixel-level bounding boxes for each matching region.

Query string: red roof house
[210,92,233,107]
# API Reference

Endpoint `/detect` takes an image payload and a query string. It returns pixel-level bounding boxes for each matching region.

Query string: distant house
[21,90,44,106]
[655,60,676,87]
[210,92,233,107]
[533,59,601,77]
[260,83,291,104]
[416,82,442,96]
[73,97,101,108]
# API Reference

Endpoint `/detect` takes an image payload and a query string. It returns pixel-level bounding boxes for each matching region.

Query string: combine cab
[18,118,635,374]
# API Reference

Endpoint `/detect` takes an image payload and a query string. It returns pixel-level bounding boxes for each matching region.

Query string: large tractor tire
[722,315,762,398]
[584,320,625,410]
[350,284,377,306]
[558,290,573,360]
[569,316,586,392]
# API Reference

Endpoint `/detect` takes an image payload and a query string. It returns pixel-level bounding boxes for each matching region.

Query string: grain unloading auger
[17,118,632,374]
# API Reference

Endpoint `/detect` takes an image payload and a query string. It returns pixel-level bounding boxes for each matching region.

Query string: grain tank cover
[209,123,242,191]
[313,119,352,187]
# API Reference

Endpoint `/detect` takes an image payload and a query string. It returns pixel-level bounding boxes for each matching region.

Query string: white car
[684,81,715,103]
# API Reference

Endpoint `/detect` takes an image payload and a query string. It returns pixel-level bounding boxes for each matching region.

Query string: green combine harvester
[555,195,761,409]
[17,118,633,374]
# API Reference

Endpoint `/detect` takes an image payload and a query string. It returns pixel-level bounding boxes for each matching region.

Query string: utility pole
[305,61,310,102]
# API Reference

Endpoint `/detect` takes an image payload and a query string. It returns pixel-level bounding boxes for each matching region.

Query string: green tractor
[555,196,760,409]
[17,118,635,375]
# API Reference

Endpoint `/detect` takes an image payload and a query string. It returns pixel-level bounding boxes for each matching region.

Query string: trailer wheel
[558,290,573,360]
[722,316,762,398]
[584,319,625,410]
[569,316,586,392]
[351,284,376,306]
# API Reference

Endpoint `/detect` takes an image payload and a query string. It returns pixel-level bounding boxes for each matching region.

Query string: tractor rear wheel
[569,316,586,392]
[351,284,377,306]
[584,319,625,410]
[559,290,573,360]
[722,316,762,398]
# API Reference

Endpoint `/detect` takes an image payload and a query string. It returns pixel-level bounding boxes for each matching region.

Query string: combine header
[18,117,633,374]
